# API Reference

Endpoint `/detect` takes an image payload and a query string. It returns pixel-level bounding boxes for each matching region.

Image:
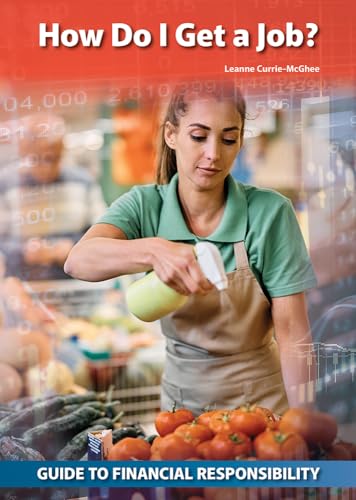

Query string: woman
[64,85,317,415]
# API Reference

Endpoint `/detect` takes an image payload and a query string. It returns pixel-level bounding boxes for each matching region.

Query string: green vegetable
[91,417,115,428]
[7,394,56,412]
[0,396,65,438]
[112,426,143,444]
[62,392,105,405]
[23,406,103,448]
[124,422,146,437]
[58,403,81,416]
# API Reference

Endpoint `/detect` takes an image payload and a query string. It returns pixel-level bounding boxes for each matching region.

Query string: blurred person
[0,113,106,281]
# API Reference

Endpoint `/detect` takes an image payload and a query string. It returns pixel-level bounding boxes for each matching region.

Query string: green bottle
[126,242,228,322]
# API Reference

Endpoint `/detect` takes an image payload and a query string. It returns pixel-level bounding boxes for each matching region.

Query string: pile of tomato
[107,404,356,462]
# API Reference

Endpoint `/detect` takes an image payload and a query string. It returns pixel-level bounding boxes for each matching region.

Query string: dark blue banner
[0,461,355,488]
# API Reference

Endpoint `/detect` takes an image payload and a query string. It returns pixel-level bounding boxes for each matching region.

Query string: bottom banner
[0,461,355,490]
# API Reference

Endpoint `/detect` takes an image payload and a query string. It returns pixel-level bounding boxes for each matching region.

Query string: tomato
[155,404,195,436]
[279,408,337,449]
[196,410,219,428]
[325,443,352,460]
[228,431,252,457]
[206,431,251,460]
[107,437,151,461]
[230,406,267,436]
[196,440,212,459]
[208,411,233,434]
[254,406,279,429]
[206,433,235,460]
[254,429,309,460]
[150,451,162,461]
[158,434,198,460]
[150,435,163,454]
[174,421,214,446]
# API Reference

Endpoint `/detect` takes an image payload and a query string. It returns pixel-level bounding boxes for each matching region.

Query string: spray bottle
[126,242,228,322]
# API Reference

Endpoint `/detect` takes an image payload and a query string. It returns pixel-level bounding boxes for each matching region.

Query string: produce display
[0,391,145,461]
[107,404,356,462]
[0,275,163,401]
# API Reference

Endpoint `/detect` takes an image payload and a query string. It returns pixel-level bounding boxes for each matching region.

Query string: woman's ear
[164,121,176,149]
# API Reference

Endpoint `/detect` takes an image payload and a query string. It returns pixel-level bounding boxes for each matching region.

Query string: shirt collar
[157,173,247,243]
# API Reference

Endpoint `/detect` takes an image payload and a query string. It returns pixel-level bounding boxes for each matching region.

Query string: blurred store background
[0,83,355,435]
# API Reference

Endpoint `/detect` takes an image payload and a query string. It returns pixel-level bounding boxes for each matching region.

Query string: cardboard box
[88,429,113,460]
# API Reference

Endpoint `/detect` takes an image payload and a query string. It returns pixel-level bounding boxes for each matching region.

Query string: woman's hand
[65,223,215,291]
[149,238,214,296]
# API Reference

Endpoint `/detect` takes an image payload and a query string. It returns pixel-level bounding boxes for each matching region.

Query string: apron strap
[234,241,250,270]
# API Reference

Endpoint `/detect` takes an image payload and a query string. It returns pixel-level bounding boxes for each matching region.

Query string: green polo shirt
[97,174,317,298]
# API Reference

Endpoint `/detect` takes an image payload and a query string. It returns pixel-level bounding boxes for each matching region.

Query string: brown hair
[156,83,246,184]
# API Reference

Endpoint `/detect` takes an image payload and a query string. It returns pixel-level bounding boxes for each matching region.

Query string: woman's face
[165,97,243,191]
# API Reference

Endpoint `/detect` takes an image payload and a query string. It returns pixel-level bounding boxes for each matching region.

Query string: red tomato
[207,433,235,460]
[230,407,267,436]
[150,435,163,454]
[254,406,279,429]
[196,410,219,428]
[254,430,309,460]
[196,440,212,459]
[158,434,198,460]
[279,407,337,449]
[174,422,214,446]
[107,437,151,461]
[208,411,233,434]
[205,432,251,460]
[155,405,195,436]
[228,431,252,457]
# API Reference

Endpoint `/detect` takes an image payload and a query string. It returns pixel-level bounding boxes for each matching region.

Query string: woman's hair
[156,83,246,184]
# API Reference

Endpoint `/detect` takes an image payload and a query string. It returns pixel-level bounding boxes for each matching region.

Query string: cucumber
[90,417,115,428]
[59,400,106,417]
[7,394,56,412]
[112,426,142,444]
[0,396,65,438]
[61,392,105,405]
[23,406,103,450]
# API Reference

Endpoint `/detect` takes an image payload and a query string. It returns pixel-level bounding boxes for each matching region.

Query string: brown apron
[160,241,289,416]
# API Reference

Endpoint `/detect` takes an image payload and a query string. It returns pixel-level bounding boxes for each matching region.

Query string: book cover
[0,0,355,497]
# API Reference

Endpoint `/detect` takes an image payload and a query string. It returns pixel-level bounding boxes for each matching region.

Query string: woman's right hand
[148,238,214,296]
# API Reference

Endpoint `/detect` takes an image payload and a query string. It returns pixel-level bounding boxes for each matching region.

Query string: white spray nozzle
[195,242,228,291]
